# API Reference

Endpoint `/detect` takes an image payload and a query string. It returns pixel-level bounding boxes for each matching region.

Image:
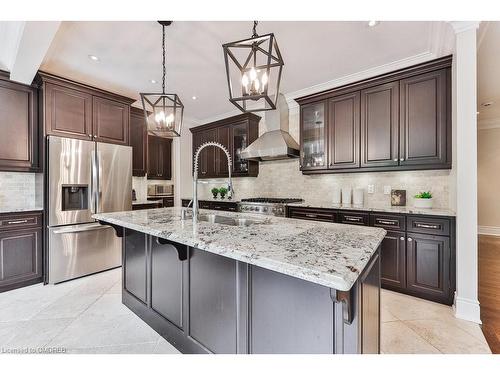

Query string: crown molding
[429,22,455,56]
[477,21,490,51]
[478,117,500,130]
[449,21,480,34]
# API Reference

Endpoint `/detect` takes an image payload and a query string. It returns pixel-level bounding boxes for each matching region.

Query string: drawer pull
[7,219,29,225]
[415,223,440,229]
[408,238,413,242]
[344,216,361,222]
[305,214,318,218]
[400,236,405,241]
[377,219,397,226]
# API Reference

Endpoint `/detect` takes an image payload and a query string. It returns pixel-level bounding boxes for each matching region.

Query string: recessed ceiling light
[88,54,99,62]
[481,101,494,107]
[192,96,197,100]
[368,21,379,27]
[150,79,157,84]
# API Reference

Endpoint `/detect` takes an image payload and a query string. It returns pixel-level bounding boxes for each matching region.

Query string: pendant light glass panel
[223,31,284,113]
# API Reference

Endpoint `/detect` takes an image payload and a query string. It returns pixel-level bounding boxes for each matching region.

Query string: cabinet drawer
[0,212,42,231]
[211,202,238,212]
[407,216,450,236]
[338,211,369,226]
[370,213,405,231]
[287,207,336,222]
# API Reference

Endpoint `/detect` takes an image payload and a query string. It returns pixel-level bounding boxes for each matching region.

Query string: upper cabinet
[0,72,40,172]
[296,56,452,174]
[130,107,147,177]
[147,135,172,180]
[190,113,260,179]
[38,72,134,145]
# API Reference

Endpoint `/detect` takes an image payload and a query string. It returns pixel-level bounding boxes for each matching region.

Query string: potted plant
[413,191,433,209]
[211,187,219,200]
[219,186,228,199]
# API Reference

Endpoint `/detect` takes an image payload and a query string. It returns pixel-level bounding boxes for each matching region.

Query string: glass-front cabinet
[232,121,249,174]
[300,102,327,170]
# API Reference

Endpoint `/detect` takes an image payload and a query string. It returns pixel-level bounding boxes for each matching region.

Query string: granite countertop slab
[287,201,456,217]
[93,207,386,291]
[0,206,44,214]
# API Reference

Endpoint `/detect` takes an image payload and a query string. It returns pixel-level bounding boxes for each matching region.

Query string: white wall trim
[478,117,500,130]
[455,297,482,324]
[478,225,500,236]
[449,21,480,34]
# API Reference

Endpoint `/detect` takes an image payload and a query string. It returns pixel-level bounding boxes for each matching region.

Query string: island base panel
[121,228,381,354]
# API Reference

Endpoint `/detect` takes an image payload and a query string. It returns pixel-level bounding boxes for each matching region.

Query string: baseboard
[455,296,482,324]
[478,225,500,236]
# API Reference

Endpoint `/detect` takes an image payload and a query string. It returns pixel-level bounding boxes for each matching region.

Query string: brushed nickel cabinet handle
[377,219,397,225]
[393,158,398,162]
[305,214,318,218]
[400,158,404,161]
[408,238,413,242]
[400,236,405,241]
[7,219,29,224]
[416,223,439,229]
[345,216,361,222]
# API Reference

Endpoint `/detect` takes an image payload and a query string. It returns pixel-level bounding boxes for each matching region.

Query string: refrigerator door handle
[90,150,97,214]
[97,150,103,213]
[52,223,111,234]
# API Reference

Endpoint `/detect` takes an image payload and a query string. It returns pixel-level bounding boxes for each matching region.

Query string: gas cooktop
[238,198,304,216]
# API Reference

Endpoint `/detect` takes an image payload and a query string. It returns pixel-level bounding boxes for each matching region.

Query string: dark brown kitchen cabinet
[380,231,406,290]
[147,135,172,180]
[191,113,260,179]
[44,82,93,140]
[406,233,450,304]
[296,56,452,174]
[399,69,450,168]
[360,81,399,168]
[0,211,43,293]
[93,96,130,145]
[181,199,238,212]
[0,73,40,172]
[38,72,134,145]
[130,107,147,177]
[328,92,360,170]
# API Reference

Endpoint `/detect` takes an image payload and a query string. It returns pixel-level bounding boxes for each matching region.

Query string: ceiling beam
[6,21,61,84]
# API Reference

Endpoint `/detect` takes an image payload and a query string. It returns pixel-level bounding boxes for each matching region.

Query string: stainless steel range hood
[240,94,300,161]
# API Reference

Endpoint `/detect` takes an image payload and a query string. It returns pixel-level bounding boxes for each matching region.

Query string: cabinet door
[158,138,172,180]
[192,131,204,177]
[195,129,216,178]
[300,102,327,170]
[93,96,130,145]
[216,125,231,176]
[360,82,399,168]
[0,79,39,172]
[406,233,450,303]
[231,121,250,175]
[45,82,93,140]
[399,69,449,167]
[380,231,406,290]
[124,230,148,304]
[328,92,360,170]
[130,109,147,176]
[0,228,42,290]
[147,135,159,178]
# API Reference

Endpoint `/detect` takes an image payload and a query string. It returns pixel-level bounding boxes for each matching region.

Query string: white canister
[353,188,364,206]
[341,187,352,206]
[332,186,341,204]
[414,198,433,209]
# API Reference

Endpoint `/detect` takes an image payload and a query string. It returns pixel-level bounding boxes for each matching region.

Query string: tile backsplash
[132,176,173,201]
[0,172,44,209]
[195,159,453,209]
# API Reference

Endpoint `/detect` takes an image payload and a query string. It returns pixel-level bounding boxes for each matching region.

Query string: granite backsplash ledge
[194,159,453,210]
[0,172,44,212]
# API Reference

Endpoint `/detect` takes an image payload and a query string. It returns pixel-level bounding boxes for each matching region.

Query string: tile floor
[381,289,491,354]
[0,269,492,354]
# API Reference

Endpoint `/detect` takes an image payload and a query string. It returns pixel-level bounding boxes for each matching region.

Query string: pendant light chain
[252,21,258,37]
[162,24,166,94]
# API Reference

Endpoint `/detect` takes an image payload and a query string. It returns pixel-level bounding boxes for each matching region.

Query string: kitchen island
[94,207,386,354]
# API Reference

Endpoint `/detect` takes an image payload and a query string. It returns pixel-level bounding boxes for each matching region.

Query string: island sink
[94,207,386,354]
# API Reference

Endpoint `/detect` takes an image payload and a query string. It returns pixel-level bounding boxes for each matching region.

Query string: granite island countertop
[93,207,386,291]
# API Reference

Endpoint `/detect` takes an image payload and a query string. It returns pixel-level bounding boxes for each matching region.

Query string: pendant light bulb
[249,67,257,81]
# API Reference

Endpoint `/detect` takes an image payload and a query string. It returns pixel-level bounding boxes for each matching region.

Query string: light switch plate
[383,186,391,195]
[367,185,375,194]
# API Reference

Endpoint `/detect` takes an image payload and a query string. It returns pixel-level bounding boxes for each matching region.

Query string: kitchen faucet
[188,141,232,222]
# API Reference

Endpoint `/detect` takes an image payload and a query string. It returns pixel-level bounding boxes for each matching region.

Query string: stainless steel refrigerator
[47,136,132,284]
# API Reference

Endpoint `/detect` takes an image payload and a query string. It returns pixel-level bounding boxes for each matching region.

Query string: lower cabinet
[0,212,43,292]
[124,230,148,303]
[181,199,238,212]
[380,231,406,290]
[406,233,450,303]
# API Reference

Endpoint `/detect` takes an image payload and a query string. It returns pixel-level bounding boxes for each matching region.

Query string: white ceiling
[40,21,454,123]
[478,21,500,125]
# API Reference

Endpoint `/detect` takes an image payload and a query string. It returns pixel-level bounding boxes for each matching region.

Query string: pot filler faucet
[187,141,232,222]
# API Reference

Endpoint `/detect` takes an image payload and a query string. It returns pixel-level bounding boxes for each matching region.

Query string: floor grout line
[397,319,444,354]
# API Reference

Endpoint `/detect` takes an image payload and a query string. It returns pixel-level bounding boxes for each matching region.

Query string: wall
[0,172,43,210]
[478,127,500,232]
[181,106,455,210]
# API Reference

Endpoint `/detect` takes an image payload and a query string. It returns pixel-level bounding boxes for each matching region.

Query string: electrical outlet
[367,184,375,194]
[383,186,391,195]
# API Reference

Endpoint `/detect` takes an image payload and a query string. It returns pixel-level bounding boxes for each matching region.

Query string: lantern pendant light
[223,21,284,113]
[140,21,184,138]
